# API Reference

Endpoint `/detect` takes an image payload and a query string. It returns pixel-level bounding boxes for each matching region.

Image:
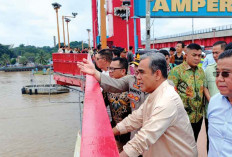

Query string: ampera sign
[134,0,232,17]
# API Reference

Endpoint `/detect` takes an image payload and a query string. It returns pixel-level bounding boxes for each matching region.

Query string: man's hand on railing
[113,127,120,136]
[77,58,101,82]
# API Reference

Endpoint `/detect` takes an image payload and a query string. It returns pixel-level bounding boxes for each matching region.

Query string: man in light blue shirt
[207,49,232,157]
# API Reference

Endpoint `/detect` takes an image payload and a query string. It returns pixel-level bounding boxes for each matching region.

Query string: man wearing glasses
[107,57,132,152]
[207,49,232,157]
[204,41,227,103]
[203,41,227,151]
[95,49,113,75]
[77,53,148,152]
[77,54,148,117]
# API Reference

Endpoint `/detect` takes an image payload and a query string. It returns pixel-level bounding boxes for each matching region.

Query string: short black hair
[159,49,170,57]
[225,42,232,51]
[112,49,121,58]
[129,46,133,50]
[218,49,232,60]
[170,47,176,51]
[116,47,125,53]
[177,41,185,48]
[112,57,128,74]
[97,44,102,50]
[187,43,202,51]
[98,49,113,63]
[213,41,227,50]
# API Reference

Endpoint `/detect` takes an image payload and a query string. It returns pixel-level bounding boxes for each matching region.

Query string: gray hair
[140,53,168,78]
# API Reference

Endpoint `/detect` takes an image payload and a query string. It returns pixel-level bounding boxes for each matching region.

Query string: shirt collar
[222,95,232,105]
[182,61,199,71]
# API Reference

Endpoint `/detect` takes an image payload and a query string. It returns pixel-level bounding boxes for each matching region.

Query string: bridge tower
[92,0,141,52]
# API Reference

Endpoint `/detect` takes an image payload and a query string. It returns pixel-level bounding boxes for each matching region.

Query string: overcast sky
[0,0,231,47]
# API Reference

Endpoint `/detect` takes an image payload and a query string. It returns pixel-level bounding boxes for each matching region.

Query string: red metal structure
[91,0,141,51]
[142,36,232,49]
[92,0,98,48]
[52,53,88,86]
[53,53,119,156]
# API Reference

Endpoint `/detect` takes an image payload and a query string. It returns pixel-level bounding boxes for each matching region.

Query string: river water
[0,71,82,157]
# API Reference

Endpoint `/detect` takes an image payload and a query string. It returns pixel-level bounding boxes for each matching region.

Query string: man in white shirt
[113,53,197,157]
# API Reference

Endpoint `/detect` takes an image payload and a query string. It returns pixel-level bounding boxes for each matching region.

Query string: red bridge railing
[53,53,88,75]
[52,53,88,86]
[80,55,119,157]
[52,53,119,156]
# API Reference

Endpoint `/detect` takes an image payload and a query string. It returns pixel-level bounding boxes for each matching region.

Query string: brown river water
[0,71,82,157]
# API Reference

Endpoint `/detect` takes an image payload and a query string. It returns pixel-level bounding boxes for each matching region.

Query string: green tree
[69,41,88,50]
[36,50,47,65]
[8,40,88,63]
[1,53,10,66]
[0,44,15,58]
[19,56,28,66]
[23,52,35,62]
[10,58,16,65]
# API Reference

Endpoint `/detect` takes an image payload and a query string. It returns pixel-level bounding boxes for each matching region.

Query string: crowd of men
[77,41,232,157]
[58,46,94,54]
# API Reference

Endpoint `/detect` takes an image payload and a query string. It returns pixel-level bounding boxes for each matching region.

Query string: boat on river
[21,84,69,95]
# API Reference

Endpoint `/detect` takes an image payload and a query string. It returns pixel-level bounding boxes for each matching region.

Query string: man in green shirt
[204,41,227,103]
[168,43,205,141]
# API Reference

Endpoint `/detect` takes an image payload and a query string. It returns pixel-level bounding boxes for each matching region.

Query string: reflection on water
[0,71,82,157]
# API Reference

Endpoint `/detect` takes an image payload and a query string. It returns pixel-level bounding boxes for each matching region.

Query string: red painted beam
[144,36,232,50]
[54,74,83,87]
[146,36,232,49]
[80,56,119,157]
[53,53,88,86]
[92,0,98,48]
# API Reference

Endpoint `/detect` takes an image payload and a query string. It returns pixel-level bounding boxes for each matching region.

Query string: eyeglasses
[107,67,123,72]
[96,57,104,61]
[213,71,231,78]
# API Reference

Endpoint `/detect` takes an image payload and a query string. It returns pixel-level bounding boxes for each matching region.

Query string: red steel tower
[91,0,141,52]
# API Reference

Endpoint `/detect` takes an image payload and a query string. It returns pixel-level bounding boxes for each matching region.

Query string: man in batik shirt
[168,43,205,141]
[107,57,131,152]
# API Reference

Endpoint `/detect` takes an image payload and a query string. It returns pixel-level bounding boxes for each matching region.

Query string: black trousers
[191,118,203,141]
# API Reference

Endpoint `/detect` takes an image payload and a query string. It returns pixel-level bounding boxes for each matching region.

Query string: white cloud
[0,0,231,47]
[0,0,92,47]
